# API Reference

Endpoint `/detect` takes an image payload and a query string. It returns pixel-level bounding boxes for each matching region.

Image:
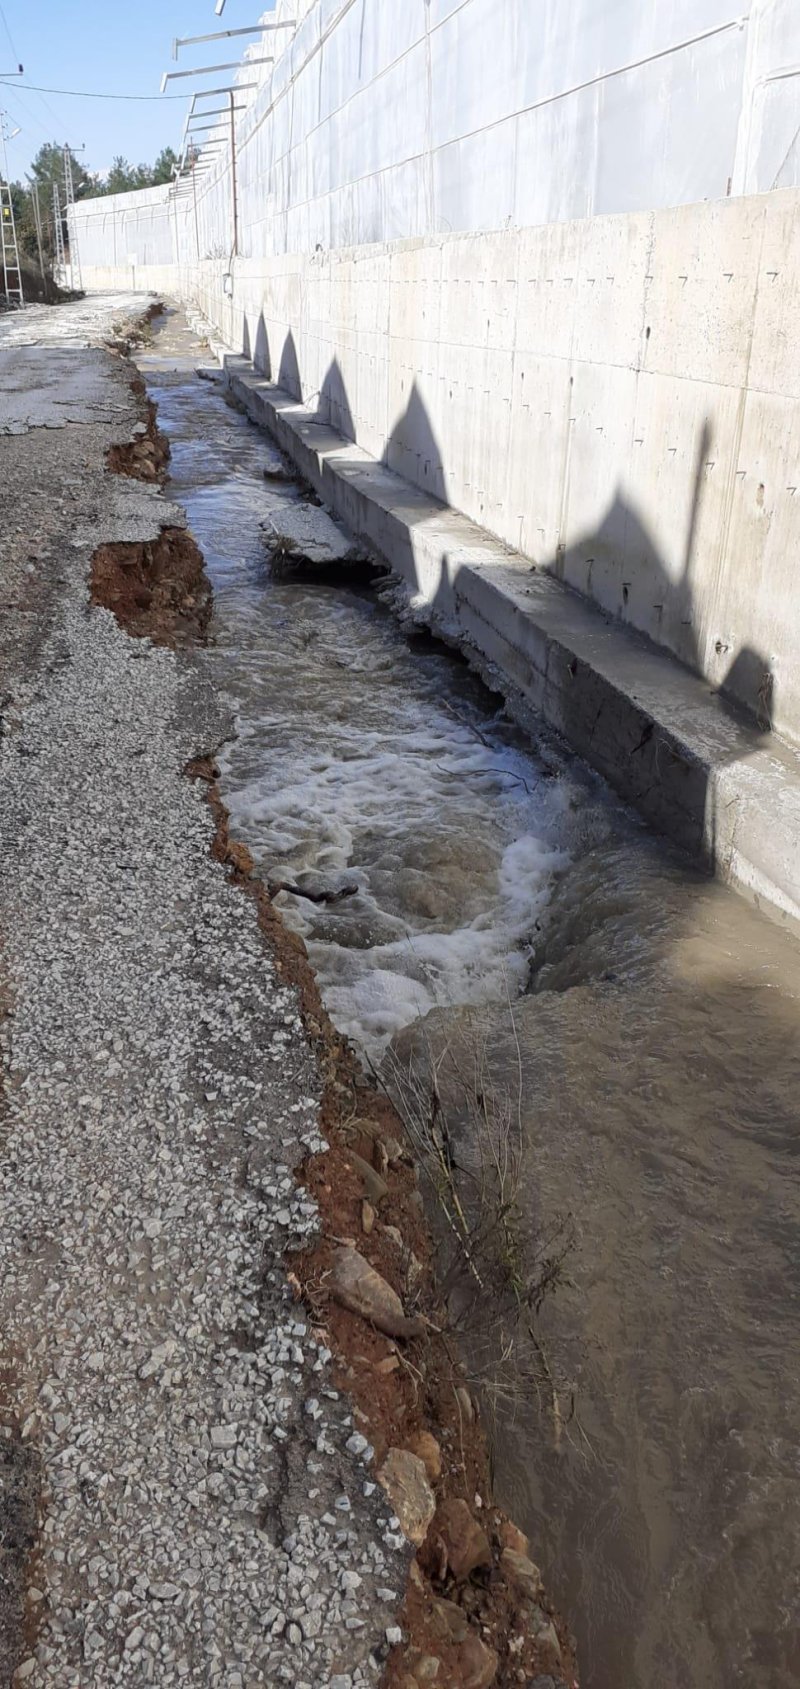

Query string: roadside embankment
[0,295,577,1687]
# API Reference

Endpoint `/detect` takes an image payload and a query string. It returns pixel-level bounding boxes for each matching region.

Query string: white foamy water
[226,723,570,1051]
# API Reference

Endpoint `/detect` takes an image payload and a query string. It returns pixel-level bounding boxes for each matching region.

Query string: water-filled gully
[141,314,800,1689]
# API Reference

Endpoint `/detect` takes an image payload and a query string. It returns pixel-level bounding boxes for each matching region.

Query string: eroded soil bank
[87,320,578,1687]
[137,305,800,1689]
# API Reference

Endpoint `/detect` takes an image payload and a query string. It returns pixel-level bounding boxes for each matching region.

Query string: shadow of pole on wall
[243,339,776,862]
[382,377,449,506]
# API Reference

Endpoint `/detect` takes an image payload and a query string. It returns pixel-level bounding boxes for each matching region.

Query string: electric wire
[0,80,198,100]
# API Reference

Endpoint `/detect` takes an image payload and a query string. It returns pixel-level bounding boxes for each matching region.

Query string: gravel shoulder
[0,298,406,1688]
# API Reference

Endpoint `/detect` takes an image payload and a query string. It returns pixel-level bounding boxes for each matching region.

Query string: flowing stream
[141,311,800,1689]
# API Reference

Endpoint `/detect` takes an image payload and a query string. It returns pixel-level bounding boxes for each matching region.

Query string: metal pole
[192,154,200,260]
[62,145,83,292]
[29,180,47,295]
[161,58,273,90]
[229,90,238,258]
[173,26,289,57]
[52,180,65,280]
[186,106,245,121]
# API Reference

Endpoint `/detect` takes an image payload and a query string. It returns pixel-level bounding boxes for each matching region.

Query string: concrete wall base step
[224,353,800,933]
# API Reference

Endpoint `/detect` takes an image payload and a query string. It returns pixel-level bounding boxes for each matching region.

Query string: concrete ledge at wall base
[224,353,800,933]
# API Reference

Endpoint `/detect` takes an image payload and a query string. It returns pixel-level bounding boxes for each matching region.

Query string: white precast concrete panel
[592,26,748,212]
[734,0,800,192]
[69,185,174,270]
[72,0,800,268]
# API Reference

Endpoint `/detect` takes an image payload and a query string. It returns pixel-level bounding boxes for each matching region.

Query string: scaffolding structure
[52,179,66,280]
[0,112,24,308]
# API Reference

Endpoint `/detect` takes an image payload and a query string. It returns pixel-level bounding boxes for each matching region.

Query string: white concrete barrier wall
[184,0,800,260]
[72,186,175,273]
[67,0,800,741]
[72,0,800,271]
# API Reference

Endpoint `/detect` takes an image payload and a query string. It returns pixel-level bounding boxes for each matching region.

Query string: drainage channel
[140,310,800,1689]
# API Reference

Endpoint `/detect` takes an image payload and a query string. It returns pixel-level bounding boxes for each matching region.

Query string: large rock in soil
[378,1448,436,1546]
[329,1246,424,1338]
[456,1634,498,1688]
[428,1498,492,1581]
[500,1547,544,1603]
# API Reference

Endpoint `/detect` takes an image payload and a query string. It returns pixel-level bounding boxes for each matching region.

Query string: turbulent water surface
[142,312,800,1689]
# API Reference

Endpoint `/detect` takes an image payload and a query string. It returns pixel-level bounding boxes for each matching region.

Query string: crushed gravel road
[0,298,406,1686]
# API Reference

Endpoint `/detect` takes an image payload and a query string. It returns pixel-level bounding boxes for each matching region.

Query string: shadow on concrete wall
[550,419,774,734]
[553,423,712,674]
[380,389,774,740]
[347,362,778,867]
[241,325,775,794]
[382,379,449,506]
[241,311,289,390]
[318,356,356,442]
[254,315,271,378]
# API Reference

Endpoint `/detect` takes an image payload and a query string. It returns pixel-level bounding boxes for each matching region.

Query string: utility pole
[25,175,47,297]
[0,111,24,308]
[62,144,83,292]
[191,148,200,260]
[229,90,238,257]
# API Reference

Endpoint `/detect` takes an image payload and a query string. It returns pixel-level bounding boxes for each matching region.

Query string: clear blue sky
[0,0,274,181]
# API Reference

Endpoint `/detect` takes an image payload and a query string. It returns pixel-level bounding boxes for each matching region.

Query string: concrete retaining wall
[224,351,800,932]
[72,0,800,271]
[73,186,175,272]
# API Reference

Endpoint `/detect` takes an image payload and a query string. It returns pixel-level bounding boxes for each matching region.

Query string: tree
[106,156,136,195]
[8,144,95,278]
[105,156,153,195]
[29,140,95,202]
[9,180,37,263]
[103,149,177,195]
[152,147,178,186]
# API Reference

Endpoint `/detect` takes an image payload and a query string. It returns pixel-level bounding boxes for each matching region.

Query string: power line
[0,2,18,62]
[0,79,195,101]
[0,82,53,142]
[0,9,102,134]
[18,70,68,136]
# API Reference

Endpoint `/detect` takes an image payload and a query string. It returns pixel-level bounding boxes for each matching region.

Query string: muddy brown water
[141,312,800,1689]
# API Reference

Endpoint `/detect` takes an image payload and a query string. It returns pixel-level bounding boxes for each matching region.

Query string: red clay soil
[92,375,211,645]
[90,527,211,646]
[106,396,170,484]
[97,364,578,1689]
[187,758,579,1689]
